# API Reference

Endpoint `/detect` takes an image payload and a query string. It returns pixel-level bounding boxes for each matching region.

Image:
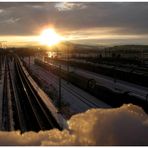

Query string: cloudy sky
[0,2,148,46]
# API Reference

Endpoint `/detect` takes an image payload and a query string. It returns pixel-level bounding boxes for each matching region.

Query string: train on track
[34,59,148,112]
[45,58,148,88]
[34,59,96,91]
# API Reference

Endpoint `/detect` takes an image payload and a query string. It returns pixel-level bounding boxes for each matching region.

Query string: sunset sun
[39,28,63,46]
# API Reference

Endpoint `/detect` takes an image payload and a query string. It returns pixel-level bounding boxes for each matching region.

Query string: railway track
[31,65,110,109]
[14,57,61,131]
[33,59,148,113]
[8,58,27,132]
[2,58,14,131]
[0,55,62,132]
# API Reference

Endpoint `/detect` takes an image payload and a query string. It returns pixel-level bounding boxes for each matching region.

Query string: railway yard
[0,51,148,132]
[23,57,111,118]
[0,54,63,132]
[0,2,148,145]
[32,57,148,111]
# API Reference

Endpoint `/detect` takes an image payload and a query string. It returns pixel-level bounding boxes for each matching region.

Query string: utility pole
[141,48,144,64]
[28,56,30,69]
[58,63,61,111]
[55,46,62,112]
[67,47,69,73]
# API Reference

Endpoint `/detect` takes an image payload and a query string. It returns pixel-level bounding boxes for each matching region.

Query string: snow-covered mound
[0,104,148,146]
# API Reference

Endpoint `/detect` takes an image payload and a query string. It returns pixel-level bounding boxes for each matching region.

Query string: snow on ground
[23,57,110,117]
[49,60,148,100]
[0,104,148,146]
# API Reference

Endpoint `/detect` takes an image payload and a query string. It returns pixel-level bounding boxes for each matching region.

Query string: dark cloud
[0,2,148,37]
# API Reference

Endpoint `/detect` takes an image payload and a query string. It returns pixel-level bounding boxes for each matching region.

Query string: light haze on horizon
[0,2,148,46]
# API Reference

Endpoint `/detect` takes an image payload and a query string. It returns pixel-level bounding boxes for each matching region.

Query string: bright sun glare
[39,28,63,46]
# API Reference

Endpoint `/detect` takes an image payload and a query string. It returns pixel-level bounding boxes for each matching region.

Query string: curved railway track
[1,55,62,132]
[14,57,61,131]
[8,58,27,132]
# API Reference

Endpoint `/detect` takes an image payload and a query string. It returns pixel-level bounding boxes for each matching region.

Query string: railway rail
[14,57,62,131]
[8,58,27,132]
[46,58,148,87]
[34,59,148,113]
[33,66,109,109]
[0,55,62,132]
[2,58,14,131]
